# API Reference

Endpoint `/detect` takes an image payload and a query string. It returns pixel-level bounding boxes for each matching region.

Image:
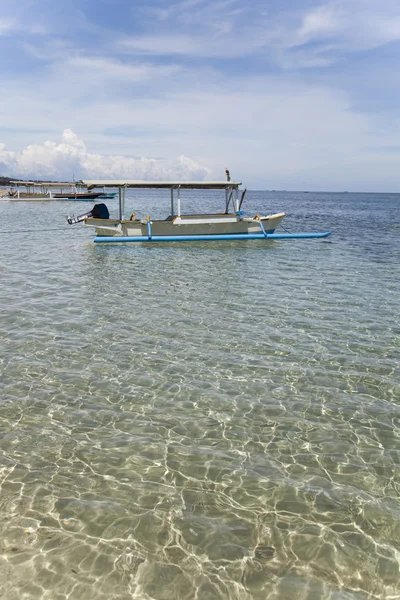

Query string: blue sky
[1,0,400,190]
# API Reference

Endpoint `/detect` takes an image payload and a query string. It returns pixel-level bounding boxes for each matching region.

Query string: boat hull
[8,192,50,200]
[86,212,286,240]
[53,193,102,200]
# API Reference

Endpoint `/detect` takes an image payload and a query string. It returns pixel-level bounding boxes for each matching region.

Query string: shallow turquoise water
[0,191,399,599]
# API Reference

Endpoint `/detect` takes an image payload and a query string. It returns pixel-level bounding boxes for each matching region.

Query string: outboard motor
[67,203,110,225]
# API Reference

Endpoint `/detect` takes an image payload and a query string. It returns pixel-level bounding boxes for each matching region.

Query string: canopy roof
[10,181,38,185]
[10,181,76,187]
[82,180,241,190]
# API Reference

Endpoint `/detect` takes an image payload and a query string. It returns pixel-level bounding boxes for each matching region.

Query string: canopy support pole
[170,188,174,216]
[177,185,181,217]
[118,188,122,220]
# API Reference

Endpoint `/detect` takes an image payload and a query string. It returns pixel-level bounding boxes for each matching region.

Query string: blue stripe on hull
[93,231,332,243]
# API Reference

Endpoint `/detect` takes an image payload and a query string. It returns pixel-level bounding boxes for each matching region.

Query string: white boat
[8,181,52,200]
[66,176,331,243]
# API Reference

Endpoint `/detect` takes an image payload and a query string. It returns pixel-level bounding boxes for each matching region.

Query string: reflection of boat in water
[66,173,331,244]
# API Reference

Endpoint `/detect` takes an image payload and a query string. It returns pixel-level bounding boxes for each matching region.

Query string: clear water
[0,191,399,600]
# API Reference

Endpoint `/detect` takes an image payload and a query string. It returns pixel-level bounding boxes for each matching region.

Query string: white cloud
[0,18,15,34]
[0,129,212,181]
[291,0,400,59]
[119,32,262,59]
[64,56,182,82]
[2,77,400,191]
[119,0,400,65]
[298,5,341,40]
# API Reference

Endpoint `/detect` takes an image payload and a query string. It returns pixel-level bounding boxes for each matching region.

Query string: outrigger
[66,174,331,243]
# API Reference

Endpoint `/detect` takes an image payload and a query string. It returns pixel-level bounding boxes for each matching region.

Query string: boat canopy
[10,181,76,187]
[79,180,243,220]
[10,181,38,186]
[81,180,241,190]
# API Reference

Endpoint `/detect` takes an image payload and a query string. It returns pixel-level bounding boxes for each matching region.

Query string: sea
[0,190,399,600]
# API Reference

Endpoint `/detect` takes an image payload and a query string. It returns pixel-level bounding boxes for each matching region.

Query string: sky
[1,0,400,190]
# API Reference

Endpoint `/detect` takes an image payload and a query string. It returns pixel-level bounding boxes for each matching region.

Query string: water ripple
[0,192,399,599]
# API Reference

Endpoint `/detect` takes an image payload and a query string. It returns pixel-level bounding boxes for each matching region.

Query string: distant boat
[8,189,50,200]
[52,186,118,200]
[8,180,52,200]
[7,180,104,201]
[98,192,118,199]
[52,191,102,200]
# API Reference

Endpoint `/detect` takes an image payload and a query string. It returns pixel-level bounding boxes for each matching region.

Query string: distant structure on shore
[0,175,65,186]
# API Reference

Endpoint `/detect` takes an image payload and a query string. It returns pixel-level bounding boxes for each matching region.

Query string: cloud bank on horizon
[0,129,211,181]
[1,0,400,190]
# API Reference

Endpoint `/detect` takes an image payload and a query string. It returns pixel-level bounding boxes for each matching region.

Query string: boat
[52,191,103,200]
[8,189,50,200]
[98,192,118,199]
[7,181,52,200]
[52,187,117,200]
[7,181,102,201]
[66,176,331,243]
[6,180,117,202]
